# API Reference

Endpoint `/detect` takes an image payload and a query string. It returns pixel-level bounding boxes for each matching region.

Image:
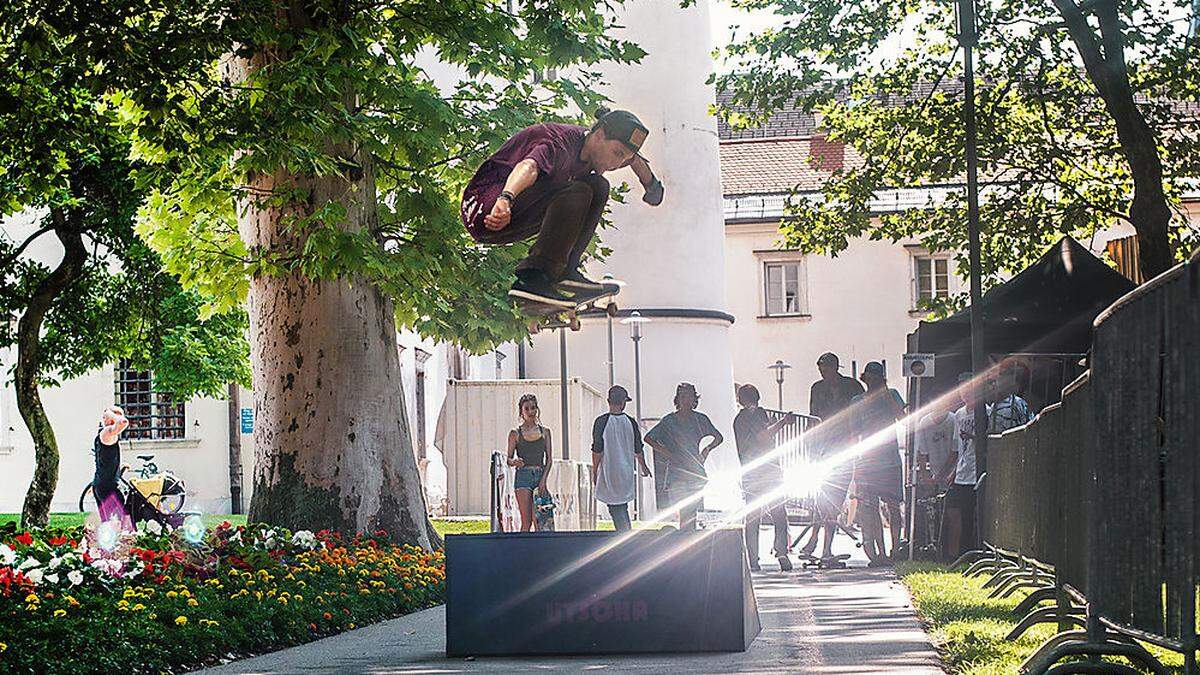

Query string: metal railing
[970,247,1200,674]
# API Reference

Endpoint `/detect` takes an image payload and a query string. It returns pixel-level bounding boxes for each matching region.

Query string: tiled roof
[719,138,866,196]
[715,90,818,141]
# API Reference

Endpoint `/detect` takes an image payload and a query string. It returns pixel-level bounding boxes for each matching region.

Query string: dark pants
[744,483,790,563]
[93,477,125,523]
[472,174,610,279]
[675,479,705,531]
[608,503,632,532]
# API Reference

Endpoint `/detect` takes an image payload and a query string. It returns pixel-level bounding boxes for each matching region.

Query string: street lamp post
[602,273,625,389]
[621,311,652,517]
[768,359,792,410]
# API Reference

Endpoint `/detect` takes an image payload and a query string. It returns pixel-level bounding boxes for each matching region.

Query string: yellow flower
[64,596,80,607]
[293,594,303,602]
[187,598,199,607]
[133,603,147,611]
[278,596,288,605]
[24,593,37,604]
[166,591,178,599]
[179,589,192,599]
[123,588,136,599]
[175,616,188,626]
[117,600,130,611]
[53,609,67,618]
[149,613,157,620]
[0,642,6,653]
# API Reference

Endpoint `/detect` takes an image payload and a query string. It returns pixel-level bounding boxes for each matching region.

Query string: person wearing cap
[460,107,664,308]
[849,361,906,566]
[800,352,865,559]
[644,383,724,531]
[591,385,653,532]
[734,384,797,571]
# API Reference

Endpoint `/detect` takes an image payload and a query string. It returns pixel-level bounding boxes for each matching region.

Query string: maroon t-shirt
[460,123,592,233]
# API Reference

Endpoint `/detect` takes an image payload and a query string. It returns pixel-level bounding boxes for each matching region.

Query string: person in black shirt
[644,383,723,531]
[93,406,130,524]
[506,394,554,531]
[734,384,796,571]
[800,352,865,558]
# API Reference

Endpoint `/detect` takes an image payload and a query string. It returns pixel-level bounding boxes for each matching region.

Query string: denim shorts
[514,466,545,491]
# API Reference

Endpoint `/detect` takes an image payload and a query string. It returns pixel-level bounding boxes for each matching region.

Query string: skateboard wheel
[606,302,619,317]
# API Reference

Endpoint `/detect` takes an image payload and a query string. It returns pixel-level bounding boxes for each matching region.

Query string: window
[414,349,431,461]
[114,360,186,440]
[763,260,806,316]
[494,350,506,380]
[913,256,951,305]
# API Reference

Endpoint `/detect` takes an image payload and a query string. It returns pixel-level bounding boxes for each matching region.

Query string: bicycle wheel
[79,483,96,513]
[158,491,186,515]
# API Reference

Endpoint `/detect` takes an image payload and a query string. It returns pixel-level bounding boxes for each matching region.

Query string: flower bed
[0,520,445,673]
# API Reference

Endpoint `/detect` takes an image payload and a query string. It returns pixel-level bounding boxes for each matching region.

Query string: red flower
[47,535,69,547]
[15,532,32,547]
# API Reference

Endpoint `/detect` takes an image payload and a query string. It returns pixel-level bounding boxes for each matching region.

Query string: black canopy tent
[905,236,1137,414]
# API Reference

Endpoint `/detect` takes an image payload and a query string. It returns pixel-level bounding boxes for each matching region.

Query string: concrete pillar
[523,0,741,512]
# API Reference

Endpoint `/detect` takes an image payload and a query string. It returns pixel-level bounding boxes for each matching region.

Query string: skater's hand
[642,177,664,206]
[639,463,652,478]
[510,457,525,468]
[537,483,549,497]
[484,197,512,231]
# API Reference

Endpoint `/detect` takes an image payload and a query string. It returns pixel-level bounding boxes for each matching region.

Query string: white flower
[91,558,123,578]
[144,519,163,535]
[48,555,63,570]
[45,573,59,585]
[0,544,15,566]
[17,557,40,571]
[291,530,317,550]
[26,568,43,585]
[229,530,242,544]
[67,570,84,586]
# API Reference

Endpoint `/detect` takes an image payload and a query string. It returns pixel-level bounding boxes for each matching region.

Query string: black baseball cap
[593,108,649,152]
[817,352,840,368]
[608,385,633,404]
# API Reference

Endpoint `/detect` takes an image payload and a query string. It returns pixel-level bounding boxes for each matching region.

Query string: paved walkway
[201,542,943,674]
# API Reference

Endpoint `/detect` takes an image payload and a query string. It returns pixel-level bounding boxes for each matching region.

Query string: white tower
[523,0,741,512]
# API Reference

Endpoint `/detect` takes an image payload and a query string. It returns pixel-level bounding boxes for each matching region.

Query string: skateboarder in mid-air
[460,107,664,308]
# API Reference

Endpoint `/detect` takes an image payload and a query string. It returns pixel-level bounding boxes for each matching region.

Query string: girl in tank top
[506,394,554,531]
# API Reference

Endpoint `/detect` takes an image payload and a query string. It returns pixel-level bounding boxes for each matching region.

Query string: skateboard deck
[516,282,621,333]
[797,553,852,569]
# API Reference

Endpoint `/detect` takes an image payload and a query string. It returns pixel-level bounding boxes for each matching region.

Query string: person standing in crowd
[645,383,724,531]
[916,397,957,489]
[939,372,983,560]
[506,394,553,532]
[92,406,130,526]
[850,362,906,566]
[591,385,653,532]
[800,352,865,558]
[734,384,796,571]
[988,361,1033,433]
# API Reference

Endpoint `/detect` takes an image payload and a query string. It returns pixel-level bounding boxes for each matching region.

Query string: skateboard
[797,553,852,569]
[516,282,621,334]
[534,492,556,531]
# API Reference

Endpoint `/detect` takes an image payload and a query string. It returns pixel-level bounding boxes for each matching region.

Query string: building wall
[724,220,960,416]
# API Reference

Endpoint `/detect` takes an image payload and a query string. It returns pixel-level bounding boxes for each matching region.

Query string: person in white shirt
[591,385,652,531]
[939,372,986,561]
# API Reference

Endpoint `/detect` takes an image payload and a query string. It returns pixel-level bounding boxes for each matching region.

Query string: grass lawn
[896,561,1186,674]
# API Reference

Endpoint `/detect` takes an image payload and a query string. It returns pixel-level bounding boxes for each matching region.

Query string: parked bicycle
[79,453,187,526]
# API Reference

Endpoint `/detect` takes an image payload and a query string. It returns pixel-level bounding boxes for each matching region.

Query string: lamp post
[768,359,791,410]
[621,311,652,517]
[602,273,626,389]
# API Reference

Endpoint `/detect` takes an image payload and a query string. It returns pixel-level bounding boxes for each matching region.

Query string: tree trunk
[229,11,439,548]
[1053,0,1175,279]
[19,213,87,528]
